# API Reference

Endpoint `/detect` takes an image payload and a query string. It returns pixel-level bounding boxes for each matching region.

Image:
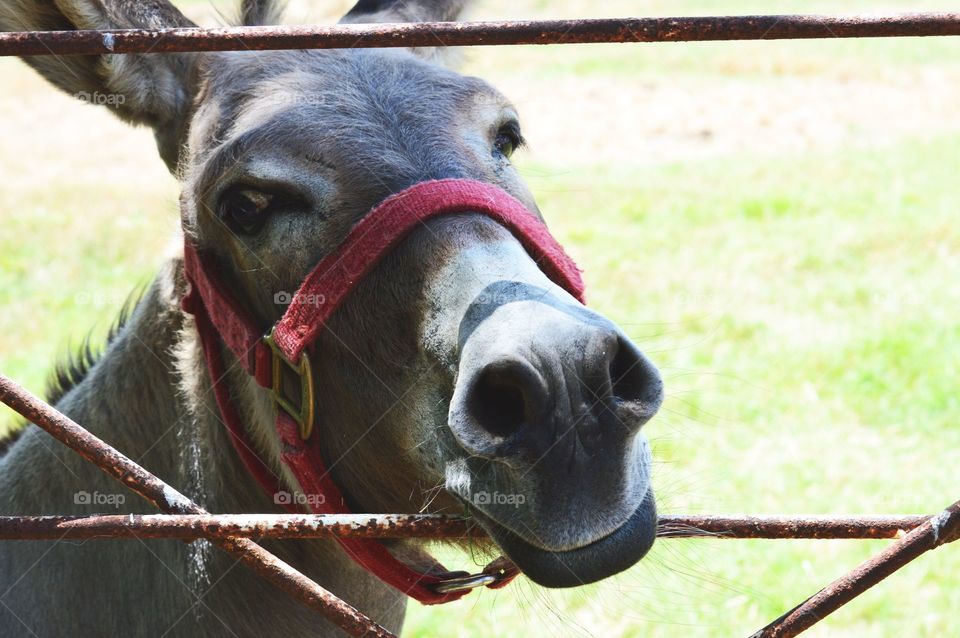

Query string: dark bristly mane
[0,289,143,456]
[0,425,24,458]
[46,289,143,405]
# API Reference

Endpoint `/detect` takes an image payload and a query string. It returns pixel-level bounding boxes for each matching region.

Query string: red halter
[181,178,585,604]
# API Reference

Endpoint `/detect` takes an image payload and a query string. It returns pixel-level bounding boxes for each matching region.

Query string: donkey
[0,1,664,636]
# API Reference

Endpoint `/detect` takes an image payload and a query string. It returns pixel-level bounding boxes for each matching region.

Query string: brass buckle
[264,328,315,440]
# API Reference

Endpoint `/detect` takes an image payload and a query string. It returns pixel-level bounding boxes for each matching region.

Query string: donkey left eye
[494,123,524,159]
[218,189,273,235]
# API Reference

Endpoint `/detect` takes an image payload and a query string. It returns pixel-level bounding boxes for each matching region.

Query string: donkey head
[5,0,663,588]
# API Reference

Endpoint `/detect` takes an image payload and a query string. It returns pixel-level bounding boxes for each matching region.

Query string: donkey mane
[0,289,143,456]
[46,289,144,406]
[0,425,24,458]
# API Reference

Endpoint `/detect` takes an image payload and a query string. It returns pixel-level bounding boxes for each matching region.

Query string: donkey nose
[451,321,663,459]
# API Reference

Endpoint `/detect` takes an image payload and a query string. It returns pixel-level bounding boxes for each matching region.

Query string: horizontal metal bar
[656,514,934,540]
[0,13,958,57]
[0,513,934,541]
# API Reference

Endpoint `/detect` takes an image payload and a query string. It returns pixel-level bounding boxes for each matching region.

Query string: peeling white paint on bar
[161,485,194,512]
[929,510,953,544]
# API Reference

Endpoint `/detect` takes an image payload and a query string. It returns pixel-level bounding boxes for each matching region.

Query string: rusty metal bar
[0,513,933,541]
[0,13,958,57]
[655,514,931,540]
[0,513,474,540]
[751,499,960,638]
[0,374,393,638]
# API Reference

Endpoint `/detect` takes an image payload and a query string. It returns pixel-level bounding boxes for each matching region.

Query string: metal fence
[1,13,959,638]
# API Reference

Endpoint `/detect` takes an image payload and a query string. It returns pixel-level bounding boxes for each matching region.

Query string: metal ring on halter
[430,572,499,594]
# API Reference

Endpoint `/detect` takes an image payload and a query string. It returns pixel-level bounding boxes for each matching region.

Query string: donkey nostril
[467,362,541,439]
[609,337,663,409]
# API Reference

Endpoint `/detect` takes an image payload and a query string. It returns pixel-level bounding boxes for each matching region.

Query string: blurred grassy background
[1,1,958,636]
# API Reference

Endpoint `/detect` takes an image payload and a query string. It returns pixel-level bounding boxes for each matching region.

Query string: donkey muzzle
[447,282,663,587]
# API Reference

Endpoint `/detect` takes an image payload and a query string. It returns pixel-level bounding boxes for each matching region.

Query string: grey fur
[240,0,284,26]
[0,1,663,635]
[343,0,471,24]
[341,0,472,64]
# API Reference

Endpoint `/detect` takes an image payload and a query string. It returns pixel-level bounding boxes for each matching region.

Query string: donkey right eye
[218,189,273,235]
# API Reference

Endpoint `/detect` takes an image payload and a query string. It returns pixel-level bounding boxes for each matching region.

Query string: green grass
[2,1,959,636]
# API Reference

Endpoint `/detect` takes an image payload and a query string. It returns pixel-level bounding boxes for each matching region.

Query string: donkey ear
[0,0,198,171]
[340,0,472,65]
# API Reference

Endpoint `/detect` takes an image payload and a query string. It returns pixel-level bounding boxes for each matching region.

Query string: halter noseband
[181,178,585,604]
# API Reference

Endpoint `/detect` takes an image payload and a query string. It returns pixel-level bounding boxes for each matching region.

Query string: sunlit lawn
[1,1,958,636]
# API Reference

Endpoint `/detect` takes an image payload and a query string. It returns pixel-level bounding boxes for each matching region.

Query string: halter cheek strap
[181,178,585,604]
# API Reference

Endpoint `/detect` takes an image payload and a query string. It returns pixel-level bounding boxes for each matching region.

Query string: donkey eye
[494,123,524,159]
[218,189,273,235]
